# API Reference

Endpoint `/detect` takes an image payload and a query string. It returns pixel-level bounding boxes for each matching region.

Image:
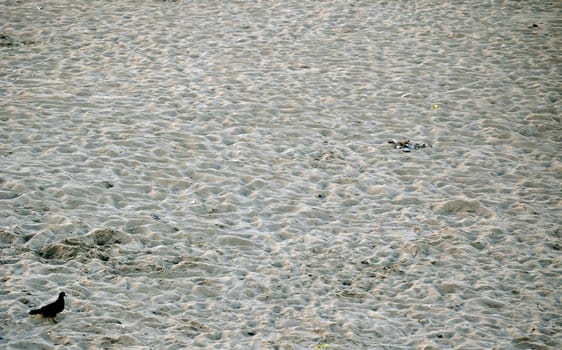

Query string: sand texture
[1,1,561,349]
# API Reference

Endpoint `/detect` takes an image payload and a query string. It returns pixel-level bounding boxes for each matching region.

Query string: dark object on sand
[388,139,431,152]
[0,33,17,47]
[29,292,66,317]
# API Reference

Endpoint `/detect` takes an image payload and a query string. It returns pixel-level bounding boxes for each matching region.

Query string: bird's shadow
[29,314,63,324]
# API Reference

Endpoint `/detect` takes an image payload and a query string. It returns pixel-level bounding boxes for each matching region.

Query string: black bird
[29,292,66,317]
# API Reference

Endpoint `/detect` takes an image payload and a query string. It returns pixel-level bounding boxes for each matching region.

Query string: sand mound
[433,198,494,218]
[36,229,130,262]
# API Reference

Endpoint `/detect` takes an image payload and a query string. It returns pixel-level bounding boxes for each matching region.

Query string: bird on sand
[29,292,66,318]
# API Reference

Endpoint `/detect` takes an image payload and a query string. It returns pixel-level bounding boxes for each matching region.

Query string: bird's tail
[29,309,39,315]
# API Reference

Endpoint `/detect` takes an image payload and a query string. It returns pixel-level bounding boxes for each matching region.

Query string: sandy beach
[1,1,560,349]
